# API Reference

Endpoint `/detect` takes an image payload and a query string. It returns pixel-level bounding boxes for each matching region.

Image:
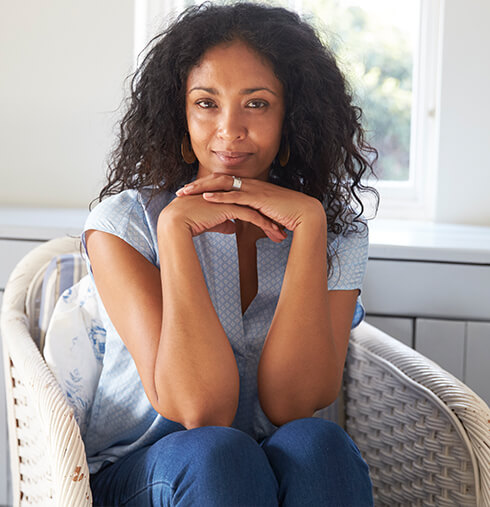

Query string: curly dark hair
[96,1,379,274]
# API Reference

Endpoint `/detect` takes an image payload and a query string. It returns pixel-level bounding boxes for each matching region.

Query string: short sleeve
[328,223,369,292]
[81,190,156,271]
[328,222,369,329]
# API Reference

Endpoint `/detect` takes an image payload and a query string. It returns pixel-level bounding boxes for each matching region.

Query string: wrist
[158,208,193,239]
[296,199,327,232]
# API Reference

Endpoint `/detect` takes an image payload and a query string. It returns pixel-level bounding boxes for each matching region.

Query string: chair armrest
[1,237,92,506]
[345,321,490,507]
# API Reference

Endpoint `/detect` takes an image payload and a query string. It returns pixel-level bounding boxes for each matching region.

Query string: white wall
[0,0,489,226]
[434,0,490,226]
[0,0,135,208]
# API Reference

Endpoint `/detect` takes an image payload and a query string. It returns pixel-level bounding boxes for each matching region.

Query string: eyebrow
[188,86,278,97]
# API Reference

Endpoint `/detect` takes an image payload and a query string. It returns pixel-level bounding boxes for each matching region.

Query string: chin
[198,160,271,181]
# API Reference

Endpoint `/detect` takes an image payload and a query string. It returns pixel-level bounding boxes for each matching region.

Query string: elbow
[182,412,235,430]
[260,397,319,427]
[155,405,237,430]
[260,386,341,428]
[178,397,239,429]
[152,394,238,430]
[149,371,239,430]
[314,381,342,412]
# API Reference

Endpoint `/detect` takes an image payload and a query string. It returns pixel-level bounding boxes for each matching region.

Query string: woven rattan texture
[345,340,478,507]
[2,237,92,506]
[10,364,54,504]
[5,311,92,507]
[352,328,490,507]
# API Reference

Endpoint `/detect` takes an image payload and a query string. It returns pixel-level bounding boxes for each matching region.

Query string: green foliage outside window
[302,0,416,181]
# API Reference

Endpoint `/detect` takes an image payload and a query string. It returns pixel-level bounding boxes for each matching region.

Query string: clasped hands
[161,172,325,241]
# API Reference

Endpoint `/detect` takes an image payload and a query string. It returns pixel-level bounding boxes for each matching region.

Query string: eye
[247,100,268,109]
[196,99,217,109]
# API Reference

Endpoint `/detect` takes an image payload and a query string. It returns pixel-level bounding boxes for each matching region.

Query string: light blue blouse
[80,187,369,474]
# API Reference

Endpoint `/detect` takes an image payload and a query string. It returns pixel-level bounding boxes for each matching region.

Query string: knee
[154,426,278,502]
[267,418,370,483]
[154,425,270,473]
[181,426,263,464]
[264,419,373,506]
[274,417,363,457]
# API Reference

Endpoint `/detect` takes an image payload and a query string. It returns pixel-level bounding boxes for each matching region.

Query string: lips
[213,151,252,166]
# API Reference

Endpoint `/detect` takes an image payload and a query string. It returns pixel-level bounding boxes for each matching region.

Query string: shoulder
[85,188,144,219]
[330,220,369,255]
[84,188,164,226]
[328,218,369,291]
[320,196,369,255]
[82,188,176,266]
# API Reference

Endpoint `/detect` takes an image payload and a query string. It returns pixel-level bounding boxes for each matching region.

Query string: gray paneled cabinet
[364,219,490,406]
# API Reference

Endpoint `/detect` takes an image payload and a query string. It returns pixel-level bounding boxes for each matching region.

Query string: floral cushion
[42,256,105,437]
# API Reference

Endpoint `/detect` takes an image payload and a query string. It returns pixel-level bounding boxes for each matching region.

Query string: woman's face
[186,40,285,181]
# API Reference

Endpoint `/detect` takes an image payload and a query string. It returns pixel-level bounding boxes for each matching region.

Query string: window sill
[368,219,490,264]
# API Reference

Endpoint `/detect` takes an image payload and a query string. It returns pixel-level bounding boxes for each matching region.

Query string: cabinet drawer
[465,322,490,405]
[364,315,413,347]
[0,239,44,289]
[415,318,465,380]
[363,259,490,320]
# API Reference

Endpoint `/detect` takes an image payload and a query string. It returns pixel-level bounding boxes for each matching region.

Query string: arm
[174,174,360,426]
[257,201,359,426]
[155,216,240,428]
[85,223,239,429]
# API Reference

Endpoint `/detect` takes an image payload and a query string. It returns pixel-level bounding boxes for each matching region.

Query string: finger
[226,205,285,242]
[202,190,261,215]
[205,193,287,238]
[202,191,245,202]
[176,174,245,196]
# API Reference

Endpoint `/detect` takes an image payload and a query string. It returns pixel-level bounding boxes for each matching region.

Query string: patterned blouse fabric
[80,187,369,474]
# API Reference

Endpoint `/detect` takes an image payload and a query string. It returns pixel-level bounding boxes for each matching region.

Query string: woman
[83,2,379,505]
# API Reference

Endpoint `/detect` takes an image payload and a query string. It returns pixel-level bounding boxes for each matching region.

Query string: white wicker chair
[1,237,91,506]
[2,237,489,507]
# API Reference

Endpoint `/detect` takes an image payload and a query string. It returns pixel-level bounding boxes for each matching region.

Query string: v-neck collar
[244,232,291,319]
[192,230,293,338]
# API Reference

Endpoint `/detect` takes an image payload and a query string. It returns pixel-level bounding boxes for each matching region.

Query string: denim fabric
[90,417,374,507]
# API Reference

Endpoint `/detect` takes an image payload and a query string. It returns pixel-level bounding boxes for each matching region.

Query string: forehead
[186,40,283,92]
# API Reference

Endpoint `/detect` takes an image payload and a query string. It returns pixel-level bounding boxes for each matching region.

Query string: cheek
[187,116,211,149]
[256,121,283,151]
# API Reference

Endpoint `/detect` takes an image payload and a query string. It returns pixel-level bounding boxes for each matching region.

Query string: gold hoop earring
[181,133,196,164]
[278,141,290,167]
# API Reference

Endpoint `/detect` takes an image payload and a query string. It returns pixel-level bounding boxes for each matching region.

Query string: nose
[217,107,247,141]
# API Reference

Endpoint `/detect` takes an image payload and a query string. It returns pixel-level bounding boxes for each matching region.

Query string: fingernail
[271,223,279,231]
[185,184,194,191]
[203,192,214,197]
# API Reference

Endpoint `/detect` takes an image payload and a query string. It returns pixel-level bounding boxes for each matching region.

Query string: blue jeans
[90,417,374,506]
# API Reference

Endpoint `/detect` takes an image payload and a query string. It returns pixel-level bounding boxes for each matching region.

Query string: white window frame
[135,0,444,221]
[369,0,443,221]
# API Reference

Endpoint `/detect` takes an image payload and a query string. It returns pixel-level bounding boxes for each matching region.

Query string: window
[300,0,442,220]
[138,0,442,220]
[304,0,419,183]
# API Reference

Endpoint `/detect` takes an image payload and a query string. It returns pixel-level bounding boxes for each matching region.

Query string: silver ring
[231,176,242,191]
